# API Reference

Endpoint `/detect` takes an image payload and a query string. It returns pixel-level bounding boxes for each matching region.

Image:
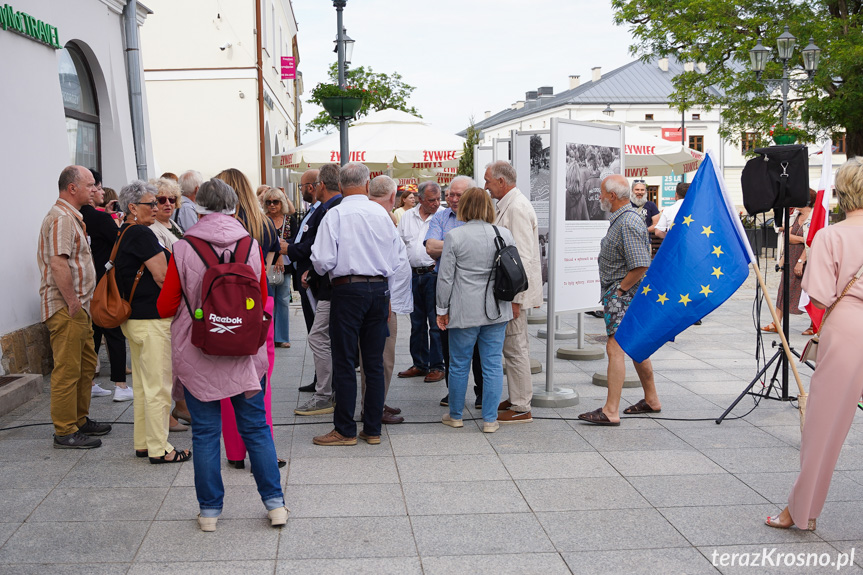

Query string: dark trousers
[330,281,389,437]
[441,329,483,397]
[409,272,444,372]
[92,323,127,383]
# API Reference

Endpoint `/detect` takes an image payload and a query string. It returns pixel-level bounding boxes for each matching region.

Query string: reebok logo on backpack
[181,235,270,356]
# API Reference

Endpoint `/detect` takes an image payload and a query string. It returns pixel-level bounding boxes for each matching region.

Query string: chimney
[537,86,554,97]
[591,67,602,82]
[569,75,580,89]
[484,110,491,119]
[514,100,525,109]
[525,90,538,101]
[697,62,707,73]
[658,58,669,72]
[683,62,695,72]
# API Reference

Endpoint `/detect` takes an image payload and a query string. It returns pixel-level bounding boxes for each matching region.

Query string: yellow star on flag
[712,245,723,257]
[679,294,692,306]
[711,266,723,278]
[700,285,713,297]
[701,225,714,238]
[657,293,669,305]
[668,221,675,230]
[682,215,694,226]
[641,285,652,295]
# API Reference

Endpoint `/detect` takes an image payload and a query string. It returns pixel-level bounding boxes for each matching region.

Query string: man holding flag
[577,174,658,426]
[580,153,756,426]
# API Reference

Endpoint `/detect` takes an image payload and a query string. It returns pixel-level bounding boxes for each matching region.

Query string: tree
[611,0,863,157]
[458,119,479,178]
[305,63,420,133]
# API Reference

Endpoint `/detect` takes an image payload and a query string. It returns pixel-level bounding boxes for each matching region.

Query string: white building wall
[0,0,151,361]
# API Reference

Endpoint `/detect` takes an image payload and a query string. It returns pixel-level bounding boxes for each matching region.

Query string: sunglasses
[265,199,282,206]
[156,196,177,205]
[135,201,158,208]
[633,179,646,184]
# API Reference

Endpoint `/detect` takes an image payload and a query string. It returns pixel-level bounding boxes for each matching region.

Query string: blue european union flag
[615,152,755,362]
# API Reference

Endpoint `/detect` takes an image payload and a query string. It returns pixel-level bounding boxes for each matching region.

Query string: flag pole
[750,262,808,427]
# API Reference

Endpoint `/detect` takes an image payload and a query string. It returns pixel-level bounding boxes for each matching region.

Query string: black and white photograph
[564,143,621,221]
[529,133,551,289]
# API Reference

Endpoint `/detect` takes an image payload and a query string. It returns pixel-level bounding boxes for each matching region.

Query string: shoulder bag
[90,225,145,329]
[484,225,529,320]
[799,262,863,363]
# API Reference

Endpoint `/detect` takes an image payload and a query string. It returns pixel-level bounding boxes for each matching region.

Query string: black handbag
[485,225,529,319]
[741,144,809,217]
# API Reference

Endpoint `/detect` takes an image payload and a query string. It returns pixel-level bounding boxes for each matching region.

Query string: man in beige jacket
[484,161,543,423]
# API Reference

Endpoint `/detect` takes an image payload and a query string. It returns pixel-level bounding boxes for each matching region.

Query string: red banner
[280,57,296,80]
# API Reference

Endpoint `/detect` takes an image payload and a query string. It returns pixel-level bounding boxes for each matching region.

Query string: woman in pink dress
[766,157,863,531]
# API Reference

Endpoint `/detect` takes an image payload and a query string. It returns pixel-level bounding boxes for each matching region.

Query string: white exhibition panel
[512,130,551,295]
[549,119,624,312]
[474,145,493,182]
[492,138,511,164]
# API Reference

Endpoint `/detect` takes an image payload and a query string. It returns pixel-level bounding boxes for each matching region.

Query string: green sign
[0,4,60,48]
[661,172,682,207]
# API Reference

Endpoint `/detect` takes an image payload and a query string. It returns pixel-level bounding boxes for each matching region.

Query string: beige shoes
[441,414,463,428]
[197,515,218,532]
[268,506,290,527]
[482,421,500,433]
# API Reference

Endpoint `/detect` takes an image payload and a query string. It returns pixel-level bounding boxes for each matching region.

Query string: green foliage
[310,83,368,100]
[305,64,420,133]
[458,120,479,177]
[611,0,863,156]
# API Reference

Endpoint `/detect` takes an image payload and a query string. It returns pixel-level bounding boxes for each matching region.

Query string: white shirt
[656,198,685,233]
[311,194,407,280]
[398,205,442,268]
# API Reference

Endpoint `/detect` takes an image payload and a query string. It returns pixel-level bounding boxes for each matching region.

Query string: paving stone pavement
[2,268,863,574]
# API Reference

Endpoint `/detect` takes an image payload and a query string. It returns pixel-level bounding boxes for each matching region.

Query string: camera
[219,42,232,51]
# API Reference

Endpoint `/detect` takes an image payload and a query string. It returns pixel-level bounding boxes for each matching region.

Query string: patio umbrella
[273,109,465,180]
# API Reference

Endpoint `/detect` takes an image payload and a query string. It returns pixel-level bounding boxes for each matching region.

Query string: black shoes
[54,431,102,449]
[440,395,449,407]
[78,417,112,436]
[298,381,316,392]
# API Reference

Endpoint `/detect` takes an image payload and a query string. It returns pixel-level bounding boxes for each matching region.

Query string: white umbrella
[273,109,465,180]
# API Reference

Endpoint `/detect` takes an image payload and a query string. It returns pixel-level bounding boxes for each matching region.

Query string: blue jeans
[184,387,284,517]
[409,273,443,371]
[447,322,507,422]
[272,279,292,343]
[330,281,389,437]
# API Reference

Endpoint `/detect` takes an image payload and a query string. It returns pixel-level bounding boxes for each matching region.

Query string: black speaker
[741,144,809,216]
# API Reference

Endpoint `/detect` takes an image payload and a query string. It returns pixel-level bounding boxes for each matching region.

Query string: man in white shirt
[310,163,408,446]
[396,181,445,383]
[654,182,690,238]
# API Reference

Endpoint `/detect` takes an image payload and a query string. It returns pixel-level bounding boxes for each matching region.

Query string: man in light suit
[484,161,543,424]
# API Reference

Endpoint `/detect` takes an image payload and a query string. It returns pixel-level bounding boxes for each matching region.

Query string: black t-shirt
[631,200,660,231]
[114,224,169,320]
[80,205,120,281]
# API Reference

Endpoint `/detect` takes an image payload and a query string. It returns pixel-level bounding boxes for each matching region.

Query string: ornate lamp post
[332,1,355,166]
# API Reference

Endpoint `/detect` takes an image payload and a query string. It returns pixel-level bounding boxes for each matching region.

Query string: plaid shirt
[37,199,96,321]
[424,207,461,270]
[598,204,651,293]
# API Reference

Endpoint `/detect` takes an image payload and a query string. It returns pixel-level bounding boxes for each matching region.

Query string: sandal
[802,326,816,336]
[766,507,816,531]
[135,449,148,458]
[149,449,191,464]
[577,408,620,426]
[623,399,661,415]
[761,323,778,333]
[276,342,291,348]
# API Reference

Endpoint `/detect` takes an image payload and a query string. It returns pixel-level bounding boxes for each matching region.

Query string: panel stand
[537,314,577,340]
[556,312,605,360]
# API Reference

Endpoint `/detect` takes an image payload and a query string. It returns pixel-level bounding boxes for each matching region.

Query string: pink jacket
[167,214,267,402]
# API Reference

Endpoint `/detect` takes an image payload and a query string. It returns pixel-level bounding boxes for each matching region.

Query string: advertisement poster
[549,119,624,312]
[661,172,682,207]
[513,131,550,292]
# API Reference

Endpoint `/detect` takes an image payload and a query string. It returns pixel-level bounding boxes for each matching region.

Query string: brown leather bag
[91,225,145,329]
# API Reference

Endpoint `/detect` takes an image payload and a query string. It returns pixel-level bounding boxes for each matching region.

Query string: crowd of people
[37,155,863,534]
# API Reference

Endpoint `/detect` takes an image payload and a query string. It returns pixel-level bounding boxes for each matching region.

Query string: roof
[461,56,725,136]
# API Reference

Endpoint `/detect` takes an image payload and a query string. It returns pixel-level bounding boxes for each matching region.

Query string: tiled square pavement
[2,273,862,574]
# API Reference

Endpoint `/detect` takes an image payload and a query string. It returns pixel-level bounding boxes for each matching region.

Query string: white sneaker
[268,506,289,527]
[113,386,134,402]
[91,383,111,397]
[197,515,218,532]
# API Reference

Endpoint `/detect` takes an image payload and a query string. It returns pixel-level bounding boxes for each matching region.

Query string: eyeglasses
[265,199,282,206]
[301,182,319,190]
[156,196,177,205]
[135,201,158,208]
[633,179,646,184]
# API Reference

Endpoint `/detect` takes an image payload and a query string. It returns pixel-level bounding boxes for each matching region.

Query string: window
[262,3,268,56]
[833,133,846,155]
[270,3,276,57]
[647,185,659,205]
[692,113,700,120]
[742,132,758,153]
[645,114,654,121]
[58,44,99,170]
[688,135,704,152]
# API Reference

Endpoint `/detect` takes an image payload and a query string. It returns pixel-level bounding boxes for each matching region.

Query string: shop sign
[661,172,682,207]
[0,4,60,48]
[280,57,295,80]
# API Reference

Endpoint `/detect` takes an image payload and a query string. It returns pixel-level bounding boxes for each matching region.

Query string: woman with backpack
[435,187,515,433]
[156,177,288,532]
[115,180,191,464]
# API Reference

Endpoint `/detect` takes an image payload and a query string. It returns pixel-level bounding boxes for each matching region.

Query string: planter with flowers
[769,123,810,145]
[311,83,367,120]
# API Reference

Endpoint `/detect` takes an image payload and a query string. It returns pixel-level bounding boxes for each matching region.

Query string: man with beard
[578,174,659,426]
[629,179,660,236]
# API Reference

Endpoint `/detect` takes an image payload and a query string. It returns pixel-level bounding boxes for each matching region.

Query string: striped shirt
[37,199,96,321]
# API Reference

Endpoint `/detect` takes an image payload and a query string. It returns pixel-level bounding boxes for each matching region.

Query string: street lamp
[332,0,350,165]
[332,28,355,67]
[602,103,614,117]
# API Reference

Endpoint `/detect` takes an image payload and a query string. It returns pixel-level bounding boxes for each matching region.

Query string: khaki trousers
[503,313,532,411]
[121,318,174,457]
[361,312,397,400]
[308,300,334,401]
[45,308,97,436]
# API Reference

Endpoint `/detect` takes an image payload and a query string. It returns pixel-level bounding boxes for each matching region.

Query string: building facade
[141,0,301,189]
[0,0,154,375]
